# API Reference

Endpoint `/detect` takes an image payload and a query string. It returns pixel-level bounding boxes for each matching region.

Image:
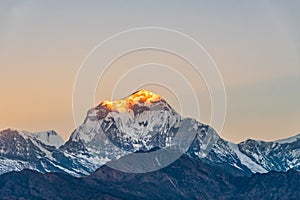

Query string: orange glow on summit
[101,89,162,112]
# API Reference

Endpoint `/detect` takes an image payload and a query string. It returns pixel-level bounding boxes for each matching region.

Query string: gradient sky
[0,1,299,143]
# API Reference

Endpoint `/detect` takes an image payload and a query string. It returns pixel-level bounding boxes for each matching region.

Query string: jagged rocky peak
[0,128,18,135]
[0,128,64,149]
[22,130,64,148]
[0,129,26,151]
[72,89,184,147]
[92,89,175,120]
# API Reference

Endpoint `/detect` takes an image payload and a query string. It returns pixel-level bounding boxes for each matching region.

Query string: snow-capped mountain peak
[61,89,220,175]
[0,129,64,149]
[20,130,64,148]
[99,89,163,113]
[71,89,182,146]
[0,129,71,175]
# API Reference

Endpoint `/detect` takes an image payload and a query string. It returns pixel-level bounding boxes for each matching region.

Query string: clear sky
[0,1,299,143]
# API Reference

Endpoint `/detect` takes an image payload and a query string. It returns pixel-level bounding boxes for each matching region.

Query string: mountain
[59,89,300,176]
[0,154,299,200]
[60,89,219,175]
[0,129,70,175]
[0,89,299,177]
[200,134,300,175]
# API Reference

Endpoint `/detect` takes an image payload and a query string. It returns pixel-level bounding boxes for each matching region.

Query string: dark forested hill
[0,154,299,200]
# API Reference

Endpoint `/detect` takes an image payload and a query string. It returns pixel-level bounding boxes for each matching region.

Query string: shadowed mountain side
[0,154,299,200]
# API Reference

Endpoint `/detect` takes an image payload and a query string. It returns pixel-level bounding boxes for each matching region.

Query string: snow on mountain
[201,135,300,175]
[227,142,268,173]
[0,129,75,175]
[237,138,300,172]
[60,89,300,175]
[20,130,64,148]
[60,89,219,175]
[0,89,299,177]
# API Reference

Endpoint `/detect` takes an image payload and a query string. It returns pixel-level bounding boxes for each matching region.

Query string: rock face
[0,154,299,200]
[200,135,300,175]
[0,129,67,175]
[0,89,299,177]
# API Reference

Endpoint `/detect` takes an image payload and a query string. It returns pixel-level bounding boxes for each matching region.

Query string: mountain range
[1,90,299,177]
[0,89,299,199]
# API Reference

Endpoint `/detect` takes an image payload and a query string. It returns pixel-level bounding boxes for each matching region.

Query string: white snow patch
[20,130,64,148]
[228,142,268,173]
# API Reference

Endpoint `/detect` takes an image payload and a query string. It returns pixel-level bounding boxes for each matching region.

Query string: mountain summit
[100,89,162,113]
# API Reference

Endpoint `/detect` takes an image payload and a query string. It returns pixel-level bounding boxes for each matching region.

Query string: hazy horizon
[0,1,299,143]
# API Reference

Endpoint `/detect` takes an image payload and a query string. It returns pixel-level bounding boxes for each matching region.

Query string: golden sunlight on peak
[101,89,162,112]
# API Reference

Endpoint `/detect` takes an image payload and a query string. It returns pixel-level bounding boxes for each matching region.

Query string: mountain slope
[0,154,299,200]
[196,135,300,175]
[0,129,72,175]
